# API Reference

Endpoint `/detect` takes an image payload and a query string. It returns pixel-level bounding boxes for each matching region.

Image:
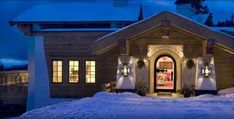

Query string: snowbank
[18,92,234,119]
[218,87,234,98]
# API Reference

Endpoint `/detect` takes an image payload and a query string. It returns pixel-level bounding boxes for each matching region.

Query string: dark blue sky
[0,0,233,60]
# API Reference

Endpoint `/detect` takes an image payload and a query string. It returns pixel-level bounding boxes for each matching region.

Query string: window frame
[68,60,80,84]
[51,59,63,84]
[85,60,96,84]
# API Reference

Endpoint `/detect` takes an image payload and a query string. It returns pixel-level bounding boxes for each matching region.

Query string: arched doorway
[154,55,176,92]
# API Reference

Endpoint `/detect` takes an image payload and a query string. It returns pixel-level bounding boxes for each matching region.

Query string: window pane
[57,76,62,83]
[53,77,57,83]
[52,60,63,83]
[69,61,79,83]
[58,61,62,66]
[86,61,96,83]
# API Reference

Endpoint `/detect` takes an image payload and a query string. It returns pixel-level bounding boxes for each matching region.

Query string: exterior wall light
[120,63,131,77]
[201,64,212,78]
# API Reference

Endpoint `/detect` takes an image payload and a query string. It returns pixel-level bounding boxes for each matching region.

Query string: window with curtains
[52,60,63,83]
[85,61,96,83]
[69,60,79,83]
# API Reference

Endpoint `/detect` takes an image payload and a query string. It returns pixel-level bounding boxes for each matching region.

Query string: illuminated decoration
[120,63,131,77]
[201,64,212,78]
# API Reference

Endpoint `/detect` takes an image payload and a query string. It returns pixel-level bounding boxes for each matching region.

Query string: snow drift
[18,90,234,119]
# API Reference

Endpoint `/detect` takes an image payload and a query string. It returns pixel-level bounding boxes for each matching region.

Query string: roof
[11,1,208,25]
[12,2,141,23]
[92,11,234,54]
[212,27,234,37]
[0,59,28,71]
[212,27,234,32]
[39,28,120,32]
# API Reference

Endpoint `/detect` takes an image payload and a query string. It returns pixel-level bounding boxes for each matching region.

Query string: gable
[92,11,234,54]
[127,25,204,58]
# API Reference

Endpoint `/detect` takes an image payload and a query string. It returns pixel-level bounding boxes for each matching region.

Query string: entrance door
[154,55,176,92]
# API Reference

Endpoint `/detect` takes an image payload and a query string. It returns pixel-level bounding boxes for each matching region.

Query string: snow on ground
[18,90,234,119]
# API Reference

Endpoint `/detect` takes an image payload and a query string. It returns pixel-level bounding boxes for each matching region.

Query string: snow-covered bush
[135,79,147,96]
[180,84,195,98]
[218,87,234,98]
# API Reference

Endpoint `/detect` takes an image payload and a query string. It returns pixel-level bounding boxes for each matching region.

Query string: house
[0,59,28,105]
[10,0,234,110]
[0,70,28,105]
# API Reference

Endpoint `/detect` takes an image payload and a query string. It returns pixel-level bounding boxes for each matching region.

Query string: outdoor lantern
[120,64,131,77]
[201,64,212,78]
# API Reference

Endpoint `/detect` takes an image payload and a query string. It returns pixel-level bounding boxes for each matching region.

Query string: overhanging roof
[11,2,141,24]
[92,11,234,54]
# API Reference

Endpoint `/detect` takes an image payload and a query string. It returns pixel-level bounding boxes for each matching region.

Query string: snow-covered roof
[211,27,234,32]
[191,14,209,24]
[13,2,141,23]
[0,59,27,71]
[92,11,234,54]
[39,28,120,32]
[12,1,208,24]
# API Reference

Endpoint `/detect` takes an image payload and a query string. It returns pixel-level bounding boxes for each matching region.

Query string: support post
[27,36,50,110]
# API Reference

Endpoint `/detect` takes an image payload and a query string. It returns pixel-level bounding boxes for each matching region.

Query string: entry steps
[146,92,183,98]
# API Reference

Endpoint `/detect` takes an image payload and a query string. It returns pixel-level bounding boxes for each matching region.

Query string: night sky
[0,0,233,61]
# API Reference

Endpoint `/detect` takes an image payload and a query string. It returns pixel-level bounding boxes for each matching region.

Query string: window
[69,61,79,83]
[52,60,62,83]
[86,61,96,83]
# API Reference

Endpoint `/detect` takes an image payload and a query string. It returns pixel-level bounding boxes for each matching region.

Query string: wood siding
[128,26,204,58]
[214,46,234,90]
[41,32,111,98]
[97,47,119,84]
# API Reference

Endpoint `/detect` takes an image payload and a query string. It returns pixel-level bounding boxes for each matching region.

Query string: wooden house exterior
[10,1,234,110]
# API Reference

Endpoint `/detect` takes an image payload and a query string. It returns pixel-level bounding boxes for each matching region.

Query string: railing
[0,71,28,105]
[102,81,116,92]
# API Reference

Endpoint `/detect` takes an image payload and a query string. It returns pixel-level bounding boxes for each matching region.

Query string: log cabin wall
[40,31,111,98]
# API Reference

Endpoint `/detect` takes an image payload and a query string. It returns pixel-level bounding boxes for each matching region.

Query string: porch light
[120,64,131,77]
[201,64,212,78]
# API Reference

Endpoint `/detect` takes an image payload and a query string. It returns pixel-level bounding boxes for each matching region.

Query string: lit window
[52,60,63,83]
[86,61,96,83]
[69,61,79,83]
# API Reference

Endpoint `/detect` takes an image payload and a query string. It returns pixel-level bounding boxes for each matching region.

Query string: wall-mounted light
[201,64,212,78]
[120,63,131,77]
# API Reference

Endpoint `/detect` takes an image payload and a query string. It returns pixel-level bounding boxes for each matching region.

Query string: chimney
[113,0,128,7]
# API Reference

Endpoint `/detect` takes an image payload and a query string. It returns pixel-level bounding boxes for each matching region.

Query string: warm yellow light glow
[69,61,79,83]
[86,61,96,83]
[52,60,62,83]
